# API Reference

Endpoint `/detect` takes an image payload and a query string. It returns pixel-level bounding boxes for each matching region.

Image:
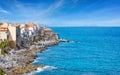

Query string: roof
[15,23,20,27]
[44,28,53,32]
[0,22,9,27]
[0,27,8,32]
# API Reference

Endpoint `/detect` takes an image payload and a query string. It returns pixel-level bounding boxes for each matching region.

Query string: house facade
[0,22,59,49]
[20,24,29,38]
[43,25,55,40]
[0,22,9,41]
[0,22,21,48]
[20,22,39,41]
[8,23,21,48]
[43,25,59,41]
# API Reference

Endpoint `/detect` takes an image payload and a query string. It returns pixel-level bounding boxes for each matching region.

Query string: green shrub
[0,41,8,55]
[0,41,8,49]
[1,50,6,56]
[0,68,6,75]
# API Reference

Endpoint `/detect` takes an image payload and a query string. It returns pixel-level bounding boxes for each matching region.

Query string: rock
[10,64,45,75]
[0,67,6,75]
[59,39,69,42]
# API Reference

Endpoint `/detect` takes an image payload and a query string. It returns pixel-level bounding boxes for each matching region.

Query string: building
[43,25,59,41]
[26,22,37,37]
[20,24,29,38]
[43,25,54,40]
[20,22,38,41]
[8,23,21,48]
[0,22,21,48]
[0,22,9,41]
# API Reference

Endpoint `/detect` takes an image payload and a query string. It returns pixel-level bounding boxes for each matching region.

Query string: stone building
[8,23,21,48]
[43,25,59,41]
[0,22,21,48]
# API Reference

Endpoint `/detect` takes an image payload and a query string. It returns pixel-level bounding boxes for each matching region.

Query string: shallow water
[33,27,120,75]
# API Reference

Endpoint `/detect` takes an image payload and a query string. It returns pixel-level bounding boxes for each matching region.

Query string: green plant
[0,67,6,75]
[1,50,6,56]
[0,41,8,55]
[0,41,8,49]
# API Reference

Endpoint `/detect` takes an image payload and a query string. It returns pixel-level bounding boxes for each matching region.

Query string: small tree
[0,41,8,55]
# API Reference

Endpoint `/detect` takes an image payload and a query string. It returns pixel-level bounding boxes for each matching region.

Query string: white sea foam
[36,65,57,72]
[23,65,57,75]
[32,60,38,63]
[81,72,96,75]
[22,65,57,75]
[32,57,42,63]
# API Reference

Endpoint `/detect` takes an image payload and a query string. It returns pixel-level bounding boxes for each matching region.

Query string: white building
[0,22,9,41]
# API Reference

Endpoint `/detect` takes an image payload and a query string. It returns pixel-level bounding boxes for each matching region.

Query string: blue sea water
[33,27,120,75]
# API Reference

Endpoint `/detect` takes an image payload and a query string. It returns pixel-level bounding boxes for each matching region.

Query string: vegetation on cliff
[0,67,6,75]
[0,41,8,49]
[0,41,8,55]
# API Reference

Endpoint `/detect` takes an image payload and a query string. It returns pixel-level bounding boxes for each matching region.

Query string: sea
[32,27,120,75]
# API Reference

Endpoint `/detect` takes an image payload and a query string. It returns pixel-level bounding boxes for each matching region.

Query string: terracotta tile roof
[0,30,8,32]
[15,23,20,27]
[0,27,8,32]
[44,28,53,32]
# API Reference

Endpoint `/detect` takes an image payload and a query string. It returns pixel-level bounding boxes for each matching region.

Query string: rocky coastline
[0,23,62,75]
[0,40,61,75]
[0,22,71,75]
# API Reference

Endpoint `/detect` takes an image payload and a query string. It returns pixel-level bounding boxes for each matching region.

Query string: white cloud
[1,0,120,26]
[0,7,9,14]
[40,0,64,16]
[9,0,65,24]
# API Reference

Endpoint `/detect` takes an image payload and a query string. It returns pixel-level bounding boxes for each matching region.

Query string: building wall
[0,22,9,41]
[8,25,16,48]
[28,27,34,36]
[1,22,9,27]
[21,28,25,34]
[16,26,21,38]
[0,32,8,41]
[45,31,54,36]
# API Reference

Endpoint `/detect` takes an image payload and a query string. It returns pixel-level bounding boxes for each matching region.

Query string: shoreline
[0,40,60,75]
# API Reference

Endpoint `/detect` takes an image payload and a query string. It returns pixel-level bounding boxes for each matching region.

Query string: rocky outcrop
[10,64,45,75]
[0,45,47,75]
[0,67,6,75]
[59,39,69,42]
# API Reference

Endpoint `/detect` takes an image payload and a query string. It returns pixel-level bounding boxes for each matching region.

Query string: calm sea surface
[33,27,120,75]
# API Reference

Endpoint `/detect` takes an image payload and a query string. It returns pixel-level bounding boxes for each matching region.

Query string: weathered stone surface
[59,39,69,42]
[10,64,45,75]
[0,40,59,75]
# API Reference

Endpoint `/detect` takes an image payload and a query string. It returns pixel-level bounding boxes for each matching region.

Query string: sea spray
[36,65,57,72]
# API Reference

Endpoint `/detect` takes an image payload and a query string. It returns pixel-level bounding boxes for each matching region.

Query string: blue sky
[0,0,120,26]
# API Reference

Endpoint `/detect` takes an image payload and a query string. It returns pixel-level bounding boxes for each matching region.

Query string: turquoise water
[33,27,120,75]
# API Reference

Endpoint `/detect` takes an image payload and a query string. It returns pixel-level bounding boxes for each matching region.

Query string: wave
[32,57,47,63]
[36,65,57,72]
[23,65,57,75]
[81,72,96,75]
[32,60,38,63]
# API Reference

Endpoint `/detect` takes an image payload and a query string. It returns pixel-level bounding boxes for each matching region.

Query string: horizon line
[48,26,120,27]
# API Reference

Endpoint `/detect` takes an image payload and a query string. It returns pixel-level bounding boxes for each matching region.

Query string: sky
[0,0,120,27]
